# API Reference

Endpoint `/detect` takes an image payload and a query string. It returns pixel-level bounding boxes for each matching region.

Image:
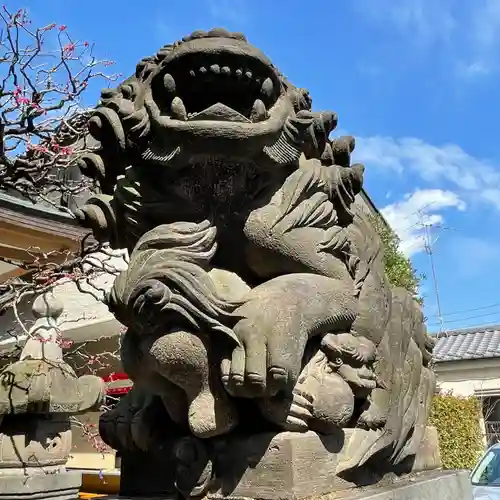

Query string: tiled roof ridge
[433,323,500,363]
[434,323,500,338]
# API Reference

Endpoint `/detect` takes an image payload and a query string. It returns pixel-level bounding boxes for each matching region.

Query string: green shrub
[429,393,484,469]
[369,214,424,304]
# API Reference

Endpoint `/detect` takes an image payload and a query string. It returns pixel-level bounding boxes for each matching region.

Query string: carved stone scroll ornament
[75,28,437,499]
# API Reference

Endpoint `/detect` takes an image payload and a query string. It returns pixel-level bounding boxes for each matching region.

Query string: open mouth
[151,52,281,123]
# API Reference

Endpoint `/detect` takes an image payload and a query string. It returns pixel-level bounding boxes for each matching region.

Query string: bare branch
[0,7,120,201]
[0,9,129,462]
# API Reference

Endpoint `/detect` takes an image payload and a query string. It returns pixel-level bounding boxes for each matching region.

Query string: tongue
[187,102,251,123]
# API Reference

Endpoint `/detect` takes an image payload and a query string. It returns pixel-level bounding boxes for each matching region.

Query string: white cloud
[464,0,500,75]
[354,136,500,208]
[355,0,456,47]
[354,0,500,77]
[353,134,500,254]
[472,0,500,49]
[380,189,466,256]
[457,60,492,78]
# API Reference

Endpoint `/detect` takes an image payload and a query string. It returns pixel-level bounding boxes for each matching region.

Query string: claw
[293,389,314,408]
[269,366,288,384]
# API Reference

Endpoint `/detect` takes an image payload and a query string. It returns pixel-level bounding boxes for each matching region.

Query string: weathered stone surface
[209,429,443,499]
[0,415,72,469]
[107,472,471,500]
[411,426,442,473]
[0,292,105,417]
[0,470,81,499]
[112,427,442,500]
[212,430,360,499]
[331,471,472,499]
[0,292,104,498]
[75,29,439,499]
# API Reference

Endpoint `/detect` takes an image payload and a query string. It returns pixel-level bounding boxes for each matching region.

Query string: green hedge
[429,393,484,470]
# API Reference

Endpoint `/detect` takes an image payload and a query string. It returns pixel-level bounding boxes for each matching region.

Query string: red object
[102,372,129,383]
[106,386,131,396]
[101,372,132,396]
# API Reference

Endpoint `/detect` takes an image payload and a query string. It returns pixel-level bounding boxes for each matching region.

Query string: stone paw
[357,404,387,430]
[220,308,304,399]
[146,329,238,438]
[220,274,357,399]
[338,364,377,391]
[220,322,296,399]
[285,388,314,431]
[258,389,313,432]
[321,332,376,366]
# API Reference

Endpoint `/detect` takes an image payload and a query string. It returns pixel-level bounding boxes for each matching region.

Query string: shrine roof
[433,324,500,362]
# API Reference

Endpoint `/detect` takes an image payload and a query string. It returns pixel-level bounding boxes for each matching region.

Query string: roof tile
[433,325,500,362]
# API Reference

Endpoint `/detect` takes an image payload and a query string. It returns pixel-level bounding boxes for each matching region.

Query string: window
[471,448,500,486]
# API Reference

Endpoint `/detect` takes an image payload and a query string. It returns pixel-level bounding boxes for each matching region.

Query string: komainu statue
[75,28,438,499]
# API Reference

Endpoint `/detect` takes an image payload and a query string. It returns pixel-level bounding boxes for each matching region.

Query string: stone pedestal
[110,471,471,500]
[0,470,82,499]
[334,470,472,499]
[116,427,443,500]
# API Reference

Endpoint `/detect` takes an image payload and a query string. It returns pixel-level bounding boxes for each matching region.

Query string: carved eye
[327,358,343,371]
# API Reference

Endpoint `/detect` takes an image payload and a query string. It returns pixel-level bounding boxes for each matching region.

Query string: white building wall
[0,247,128,357]
[435,359,500,397]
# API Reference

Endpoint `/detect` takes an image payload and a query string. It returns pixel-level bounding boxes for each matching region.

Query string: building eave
[0,315,122,359]
[0,192,91,282]
[0,191,78,224]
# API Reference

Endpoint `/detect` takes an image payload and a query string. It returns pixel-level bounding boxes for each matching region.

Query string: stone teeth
[250,99,267,122]
[186,65,266,83]
[261,77,273,99]
[163,73,176,93]
[171,96,187,120]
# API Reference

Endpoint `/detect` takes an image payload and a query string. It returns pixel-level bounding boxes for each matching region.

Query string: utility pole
[419,212,446,335]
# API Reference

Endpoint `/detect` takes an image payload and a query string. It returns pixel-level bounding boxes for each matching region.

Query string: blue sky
[13,0,500,333]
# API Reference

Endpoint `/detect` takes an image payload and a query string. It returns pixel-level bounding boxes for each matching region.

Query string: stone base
[209,427,442,499]
[0,470,81,499]
[108,472,471,500]
[411,426,442,473]
[117,426,442,499]
[333,470,472,499]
